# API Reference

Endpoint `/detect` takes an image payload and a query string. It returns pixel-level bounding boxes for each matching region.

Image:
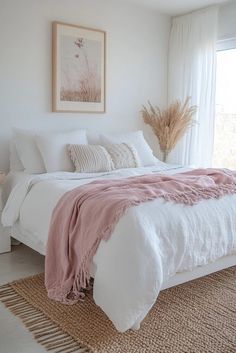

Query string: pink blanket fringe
[164,183,236,204]
[45,168,236,304]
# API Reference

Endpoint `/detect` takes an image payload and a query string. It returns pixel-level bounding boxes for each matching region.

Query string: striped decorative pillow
[105,143,141,169]
[68,144,114,173]
[68,143,141,173]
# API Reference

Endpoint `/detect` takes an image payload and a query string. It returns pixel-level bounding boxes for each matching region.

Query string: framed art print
[52,22,106,113]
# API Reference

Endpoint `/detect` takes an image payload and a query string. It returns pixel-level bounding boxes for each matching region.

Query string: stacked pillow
[13,128,46,173]
[12,128,87,173]
[100,131,157,167]
[11,128,158,174]
[35,130,87,172]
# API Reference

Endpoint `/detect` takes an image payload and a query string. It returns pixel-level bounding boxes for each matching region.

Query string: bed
[2,128,236,332]
[2,164,236,332]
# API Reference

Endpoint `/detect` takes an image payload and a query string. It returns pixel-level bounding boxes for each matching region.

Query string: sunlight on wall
[213,49,236,169]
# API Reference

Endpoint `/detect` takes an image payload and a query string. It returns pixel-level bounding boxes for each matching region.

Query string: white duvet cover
[2,165,236,332]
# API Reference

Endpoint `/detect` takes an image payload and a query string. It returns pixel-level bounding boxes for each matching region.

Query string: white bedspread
[2,165,236,332]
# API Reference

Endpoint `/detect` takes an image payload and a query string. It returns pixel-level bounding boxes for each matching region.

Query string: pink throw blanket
[45,168,236,304]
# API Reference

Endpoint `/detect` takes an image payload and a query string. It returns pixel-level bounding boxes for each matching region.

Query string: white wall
[218,1,236,39]
[0,0,170,171]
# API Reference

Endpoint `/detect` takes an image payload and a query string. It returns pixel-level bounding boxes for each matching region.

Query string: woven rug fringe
[0,284,91,353]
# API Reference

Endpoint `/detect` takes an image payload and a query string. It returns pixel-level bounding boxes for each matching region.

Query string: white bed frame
[162,254,236,290]
[11,223,236,291]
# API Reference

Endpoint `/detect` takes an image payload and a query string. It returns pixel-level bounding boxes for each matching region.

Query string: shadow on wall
[0,136,10,172]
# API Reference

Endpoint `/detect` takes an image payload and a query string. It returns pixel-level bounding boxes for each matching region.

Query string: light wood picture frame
[52,21,106,113]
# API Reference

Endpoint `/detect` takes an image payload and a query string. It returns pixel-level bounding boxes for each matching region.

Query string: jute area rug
[0,268,236,353]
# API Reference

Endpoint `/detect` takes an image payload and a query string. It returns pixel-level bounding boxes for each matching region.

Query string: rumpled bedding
[2,165,236,332]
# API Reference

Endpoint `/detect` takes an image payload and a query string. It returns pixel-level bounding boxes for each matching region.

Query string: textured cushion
[100,131,157,167]
[36,130,87,173]
[68,143,142,173]
[105,143,141,169]
[13,128,46,174]
[68,144,114,173]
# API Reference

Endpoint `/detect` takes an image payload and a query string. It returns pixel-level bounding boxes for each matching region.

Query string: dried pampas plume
[141,97,197,162]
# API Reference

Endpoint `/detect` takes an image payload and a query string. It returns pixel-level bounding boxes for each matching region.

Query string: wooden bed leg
[0,224,11,254]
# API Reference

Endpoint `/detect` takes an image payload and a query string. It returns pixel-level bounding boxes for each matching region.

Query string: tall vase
[163,150,169,163]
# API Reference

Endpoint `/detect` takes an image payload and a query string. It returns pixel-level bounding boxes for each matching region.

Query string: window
[212,42,236,169]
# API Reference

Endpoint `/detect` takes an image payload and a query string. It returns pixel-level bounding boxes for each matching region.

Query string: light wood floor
[0,244,45,353]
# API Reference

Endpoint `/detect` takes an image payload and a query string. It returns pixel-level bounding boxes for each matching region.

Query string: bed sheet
[2,171,32,207]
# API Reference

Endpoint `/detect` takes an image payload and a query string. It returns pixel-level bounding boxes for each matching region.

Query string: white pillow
[36,130,87,172]
[9,141,24,172]
[13,128,46,174]
[86,131,101,145]
[100,131,157,166]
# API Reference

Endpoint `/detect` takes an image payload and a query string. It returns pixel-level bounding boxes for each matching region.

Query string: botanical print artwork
[52,22,106,113]
[60,36,102,103]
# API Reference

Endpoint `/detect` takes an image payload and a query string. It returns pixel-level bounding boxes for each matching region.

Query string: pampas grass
[141,97,197,162]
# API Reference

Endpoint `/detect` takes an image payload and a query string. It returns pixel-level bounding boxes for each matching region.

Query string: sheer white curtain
[168,6,219,167]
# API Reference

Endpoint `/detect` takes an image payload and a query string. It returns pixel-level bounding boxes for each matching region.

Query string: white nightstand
[0,173,11,253]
